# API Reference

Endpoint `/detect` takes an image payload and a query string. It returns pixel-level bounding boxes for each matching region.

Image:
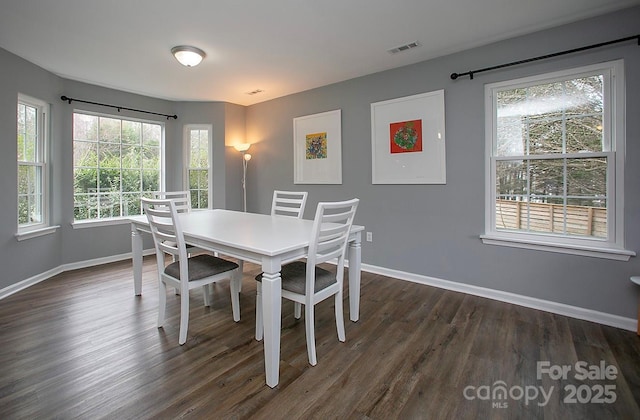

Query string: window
[73,112,162,221]
[184,125,211,209]
[17,94,49,234]
[483,60,633,260]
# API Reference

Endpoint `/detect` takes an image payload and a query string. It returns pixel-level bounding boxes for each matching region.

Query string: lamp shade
[234,143,251,152]
[171,46,206,67]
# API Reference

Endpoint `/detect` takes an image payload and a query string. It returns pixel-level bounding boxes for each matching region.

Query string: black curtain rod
[450,34,639,80]
[60,95,177,120]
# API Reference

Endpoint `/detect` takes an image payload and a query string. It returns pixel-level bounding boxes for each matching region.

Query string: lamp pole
[242,152,251,212]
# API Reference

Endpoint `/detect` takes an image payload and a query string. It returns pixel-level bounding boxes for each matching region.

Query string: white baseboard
[0,249,155,300]
[2,254,636,333]
[359,263,637,332]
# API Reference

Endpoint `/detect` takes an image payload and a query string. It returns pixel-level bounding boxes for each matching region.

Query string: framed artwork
[371,90,446,184]
[294,109,342,184]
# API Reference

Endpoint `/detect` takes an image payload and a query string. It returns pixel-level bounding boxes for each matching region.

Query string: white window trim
[183,124,213,209]
[482,60,634,261]
[17,93,51,236]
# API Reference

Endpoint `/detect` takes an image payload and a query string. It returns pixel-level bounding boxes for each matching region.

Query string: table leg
[348,232,362,322]
[131,226,143,296]
[260,264,282,388]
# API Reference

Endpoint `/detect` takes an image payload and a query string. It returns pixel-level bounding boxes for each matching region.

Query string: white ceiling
[1,0,637,106]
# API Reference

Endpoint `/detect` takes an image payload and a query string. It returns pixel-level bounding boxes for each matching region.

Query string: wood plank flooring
[0,255,638,419]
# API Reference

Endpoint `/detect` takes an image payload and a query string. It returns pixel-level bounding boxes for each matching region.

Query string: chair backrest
[306,198,359,292]
[271,190,308,218]
[141,197,188,268]
[152,191,192,213]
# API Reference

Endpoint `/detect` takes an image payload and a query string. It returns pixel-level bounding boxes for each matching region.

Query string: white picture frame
[293,109,342,184]
[371,90,446,184]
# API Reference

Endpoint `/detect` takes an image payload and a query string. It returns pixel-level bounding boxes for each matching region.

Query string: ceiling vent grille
[388,41,421,54]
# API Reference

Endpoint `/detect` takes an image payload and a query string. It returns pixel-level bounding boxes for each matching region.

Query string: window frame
[71,110,165,226]
[183,124,213,210]
[482,60,634,261]
[16,94,56,239]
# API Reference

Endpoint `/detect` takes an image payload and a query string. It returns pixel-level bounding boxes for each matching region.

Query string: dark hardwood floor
[0,255,639,419]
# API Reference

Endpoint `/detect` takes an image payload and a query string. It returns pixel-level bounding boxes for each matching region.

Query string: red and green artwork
[390,119,422,153]
[306,132,327,159]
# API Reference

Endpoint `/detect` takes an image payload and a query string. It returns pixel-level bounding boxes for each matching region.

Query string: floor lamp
[235,144,252,212]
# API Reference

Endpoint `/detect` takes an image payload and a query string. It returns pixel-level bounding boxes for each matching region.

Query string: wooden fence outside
[495,199,607,238]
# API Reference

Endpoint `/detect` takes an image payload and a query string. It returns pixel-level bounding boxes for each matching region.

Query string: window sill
[72,217,132,229]
[16,225,60,241]
[480,233,635,261]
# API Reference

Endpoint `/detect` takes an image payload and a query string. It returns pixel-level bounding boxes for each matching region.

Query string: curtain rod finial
[450,73,459,80]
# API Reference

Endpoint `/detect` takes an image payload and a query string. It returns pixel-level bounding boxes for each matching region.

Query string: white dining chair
[151,191,204,252]
[255,198,359,365]
[270,190,309,315]
[142,197,241,345]
[271,190,308,218]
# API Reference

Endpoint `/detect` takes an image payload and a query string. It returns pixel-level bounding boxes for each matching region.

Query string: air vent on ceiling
[246,89,264,95]
[387,41,421,54]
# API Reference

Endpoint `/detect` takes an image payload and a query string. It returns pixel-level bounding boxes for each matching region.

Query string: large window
[73,112,162,221]
[483,60,632,260]
[17,94,49,233]
[184,125,211,209]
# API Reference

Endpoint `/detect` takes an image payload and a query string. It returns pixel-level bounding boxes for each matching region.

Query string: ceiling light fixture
[171,45,206,67]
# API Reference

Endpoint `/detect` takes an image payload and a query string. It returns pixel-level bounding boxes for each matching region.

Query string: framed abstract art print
[371,90,446,184]
[293,109,342,184]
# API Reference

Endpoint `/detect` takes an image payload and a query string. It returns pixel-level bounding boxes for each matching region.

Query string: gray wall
[0,6,638,321]
[244,7,640,318]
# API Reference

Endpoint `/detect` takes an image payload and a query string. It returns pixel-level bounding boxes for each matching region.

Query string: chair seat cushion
[165,254,239,281]
[255,261,336,294]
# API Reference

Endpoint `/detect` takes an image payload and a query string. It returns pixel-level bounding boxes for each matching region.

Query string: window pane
[566,158,606,197]
[142,146,159,169]
[565,116,603,153]
[496,75,605,157]
[74,194,98,221]
[496,160,527,197]
[142,170,160,191]
[18,104,38,162]
[564,76,603,116]
[189,169,199,190]
[123,193,141,216]
[495,198,528,231]
[18,165,42,225]
[122,145,141,169]
[74,168,98,194]
[99,117,121,143]
[99,143,121,168]
[527,118,563,154]
[143,123,161,146]
[18,196,30,225]
[74,141,98,167]
[18,164,34,195]
[122,121,141,144]
[98,168,120,191]
[98,193,120,218]
[198,189,208,209]
[17,103,26,161]
[529,159,564,197]
[74,114,98,142]
[122,169,141,192]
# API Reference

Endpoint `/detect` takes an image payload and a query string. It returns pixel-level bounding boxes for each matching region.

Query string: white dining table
[129,209,363,388]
